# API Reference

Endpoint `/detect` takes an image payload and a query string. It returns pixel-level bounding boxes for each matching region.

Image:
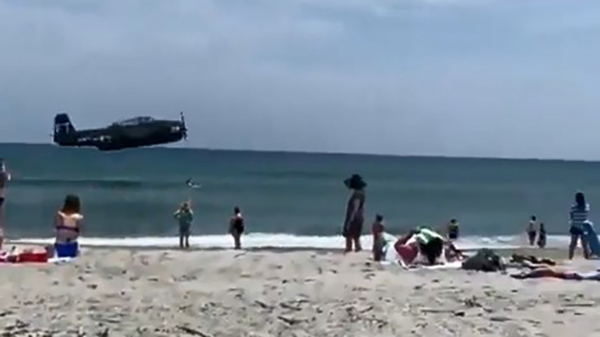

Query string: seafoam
[10,234,579,250]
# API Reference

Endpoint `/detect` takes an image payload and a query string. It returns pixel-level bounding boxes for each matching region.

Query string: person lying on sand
[511,267,600,281]
[510,253,556,266]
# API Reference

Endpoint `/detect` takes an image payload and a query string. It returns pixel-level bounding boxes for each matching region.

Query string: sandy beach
[0,246,599,337]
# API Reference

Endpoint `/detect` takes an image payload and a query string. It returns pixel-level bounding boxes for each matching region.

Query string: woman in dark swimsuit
[343,174,366,253]
[229,206,244,250]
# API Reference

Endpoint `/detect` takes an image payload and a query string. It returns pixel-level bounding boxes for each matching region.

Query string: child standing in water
[526,215,537,246]
[447,219,459,240]
[174,202,194,249]
[229,207,244,250]
[537,222,547,249]
[371,214,385,261]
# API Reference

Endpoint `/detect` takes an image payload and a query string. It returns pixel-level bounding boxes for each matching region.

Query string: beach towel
[48,257,75,264]
[0,251,48,264]
[422,261,463,270]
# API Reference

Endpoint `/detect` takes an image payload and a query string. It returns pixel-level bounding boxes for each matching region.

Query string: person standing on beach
[174,202,194,249]
[343,174,366,253]
[371,214,385,261]
[229,206,244,250]
[0,159,10,248]
[569,192,590,260]
[526,215,537,246]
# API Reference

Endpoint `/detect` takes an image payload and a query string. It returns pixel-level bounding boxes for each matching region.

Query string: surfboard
[583,221,600,257]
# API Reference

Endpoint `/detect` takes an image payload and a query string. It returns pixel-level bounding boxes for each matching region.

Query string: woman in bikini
[53,194,83,258]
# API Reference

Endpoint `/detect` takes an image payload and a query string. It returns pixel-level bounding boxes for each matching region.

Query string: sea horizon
[1,141,598,164]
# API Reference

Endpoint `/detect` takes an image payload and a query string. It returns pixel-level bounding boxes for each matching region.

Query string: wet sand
[0,246,598,336]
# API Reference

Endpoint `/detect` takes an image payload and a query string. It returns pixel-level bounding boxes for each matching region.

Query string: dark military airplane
[53,112,188,151]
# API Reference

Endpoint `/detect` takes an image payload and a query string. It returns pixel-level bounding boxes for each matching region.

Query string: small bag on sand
[462,248,505,272]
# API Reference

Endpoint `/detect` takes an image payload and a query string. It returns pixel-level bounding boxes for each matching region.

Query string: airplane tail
[53,113,76,143]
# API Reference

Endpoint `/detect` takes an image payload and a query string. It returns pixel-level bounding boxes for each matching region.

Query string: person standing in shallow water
[537,222,547,249]
[526,215,537,246]
[229,207,244,250]
[569,192,590,260]
[447,219,459,241]
[343,174,366,253]
[174,202,194,249]
[0,159,10,248]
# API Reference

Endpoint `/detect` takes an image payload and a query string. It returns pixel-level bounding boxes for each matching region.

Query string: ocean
[1,143,598,250]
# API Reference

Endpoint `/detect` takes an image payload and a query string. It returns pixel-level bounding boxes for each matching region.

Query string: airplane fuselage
[53,114,187,151]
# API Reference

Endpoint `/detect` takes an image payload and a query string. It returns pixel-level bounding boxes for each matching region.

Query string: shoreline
[5,239,574,261]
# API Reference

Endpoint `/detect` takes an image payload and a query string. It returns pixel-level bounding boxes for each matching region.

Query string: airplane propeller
[180,111,188,140]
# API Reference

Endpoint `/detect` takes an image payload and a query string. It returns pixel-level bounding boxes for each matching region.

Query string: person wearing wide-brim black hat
[343,174,366,253]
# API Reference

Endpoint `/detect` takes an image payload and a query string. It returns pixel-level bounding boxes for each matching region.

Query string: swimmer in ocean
[186,178,201,189]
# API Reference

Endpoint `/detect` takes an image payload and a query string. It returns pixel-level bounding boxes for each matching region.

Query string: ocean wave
[11,178,179,189]
[9,233,578,250]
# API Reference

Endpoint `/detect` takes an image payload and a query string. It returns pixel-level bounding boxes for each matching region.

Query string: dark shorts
[232,225,244,235]
[570,226,584,236]
[527,231,536,242]
[0,197,4,207]
[179,223,191,236]
[448,231,458,240]
[343,219,363,239]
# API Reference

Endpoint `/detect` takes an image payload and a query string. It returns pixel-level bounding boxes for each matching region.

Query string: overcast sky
[1,0,599,160]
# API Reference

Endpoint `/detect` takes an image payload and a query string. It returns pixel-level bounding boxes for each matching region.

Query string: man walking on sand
[0,159,10,248]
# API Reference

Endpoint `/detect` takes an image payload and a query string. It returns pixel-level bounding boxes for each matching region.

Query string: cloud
[0,0,600,159]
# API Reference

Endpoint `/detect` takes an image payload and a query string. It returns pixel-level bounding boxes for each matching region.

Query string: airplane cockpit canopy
[113,116,156,126]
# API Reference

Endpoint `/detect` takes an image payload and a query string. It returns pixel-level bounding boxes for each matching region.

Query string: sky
[1,0,600,160]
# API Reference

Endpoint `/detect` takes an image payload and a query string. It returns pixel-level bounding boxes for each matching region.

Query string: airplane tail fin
[53,113,76,143]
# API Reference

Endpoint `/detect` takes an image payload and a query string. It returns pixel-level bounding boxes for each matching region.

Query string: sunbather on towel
[511,267,600,281]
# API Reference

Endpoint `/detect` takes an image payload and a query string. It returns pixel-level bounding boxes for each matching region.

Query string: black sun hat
[344,174,366,190]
